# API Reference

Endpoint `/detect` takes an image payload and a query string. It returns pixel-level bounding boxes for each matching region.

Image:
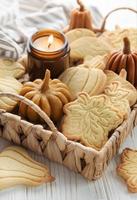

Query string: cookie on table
[62,93,129,150]
[0,146,54,190]
[117,148,137,193]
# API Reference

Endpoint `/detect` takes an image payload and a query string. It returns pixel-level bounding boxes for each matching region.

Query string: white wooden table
[0,127,137,200]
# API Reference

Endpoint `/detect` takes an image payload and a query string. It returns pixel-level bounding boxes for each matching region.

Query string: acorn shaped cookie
[19,69,72,123]
[106,37,137,87]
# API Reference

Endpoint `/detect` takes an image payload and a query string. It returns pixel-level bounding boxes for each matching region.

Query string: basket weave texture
[0,92,136,180]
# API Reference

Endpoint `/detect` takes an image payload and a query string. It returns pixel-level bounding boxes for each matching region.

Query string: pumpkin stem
[41,69,50,92]
[123,37,131,54]
[77,0,85,11]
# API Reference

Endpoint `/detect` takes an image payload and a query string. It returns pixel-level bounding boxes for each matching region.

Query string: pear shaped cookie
[0,146,54,190]
[62,93,128,150]
[0,76,22,111]
[117,148,137,193]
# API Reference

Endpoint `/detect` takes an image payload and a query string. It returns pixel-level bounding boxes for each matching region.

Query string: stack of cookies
[57,28,137,151]
[60,68,137,150]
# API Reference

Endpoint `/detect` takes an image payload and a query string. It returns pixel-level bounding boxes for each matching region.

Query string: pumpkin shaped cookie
[0,58,25,78]
[59,67,107,99]
[62,93,128,150]
[0,76,22,111]
[19,70,72,123]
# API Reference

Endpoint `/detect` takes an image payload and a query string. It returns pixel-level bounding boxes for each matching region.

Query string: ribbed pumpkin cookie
[62,93,128,150]
[117,148,137,193]
[0,146,54,190]
[59,67,107,99]
[104,70,137,106]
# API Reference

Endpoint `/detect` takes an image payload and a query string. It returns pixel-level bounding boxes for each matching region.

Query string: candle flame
[48,34,54,48]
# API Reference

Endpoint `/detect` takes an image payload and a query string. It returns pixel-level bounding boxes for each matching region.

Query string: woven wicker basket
[0,7,137,181]
[0,92,136,180]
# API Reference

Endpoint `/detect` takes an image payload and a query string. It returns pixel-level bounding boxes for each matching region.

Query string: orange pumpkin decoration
[106,37,137,87]
[19,70,72,123]
[64,0,93,33]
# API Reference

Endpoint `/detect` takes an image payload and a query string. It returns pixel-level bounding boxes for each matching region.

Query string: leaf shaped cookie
[65,28,96,44]
[70,36,113,62]
[0,58,25,78]
[83,54,109,70]
[62,93,127,150]
[117,148,137,193]
[104,70,137,106]
[100,28,137,51]
[0,146,54,190]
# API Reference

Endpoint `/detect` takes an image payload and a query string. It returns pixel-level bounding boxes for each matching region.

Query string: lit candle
[33,34,64,52]
[27,29,70,80]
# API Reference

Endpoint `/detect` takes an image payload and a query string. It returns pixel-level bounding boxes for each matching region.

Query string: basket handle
[0,92,58,135]
[99,7,137,33]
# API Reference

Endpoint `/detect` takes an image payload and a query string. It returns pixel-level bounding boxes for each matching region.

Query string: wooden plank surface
[0,127,137,200]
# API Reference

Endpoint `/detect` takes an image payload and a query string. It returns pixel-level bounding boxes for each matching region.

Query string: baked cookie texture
[0,76,22,111]
[65,28,96,44]
[59,67,107,99]
[104,70,137,106]
[0,146,54,190]
[0,58,25,78]
[70,36,112,62]
[117,148,137,193]
[62,93,129,150]
[100,28,137,51]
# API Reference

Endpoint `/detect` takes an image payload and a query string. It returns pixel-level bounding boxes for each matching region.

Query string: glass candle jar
[27,29,70,80]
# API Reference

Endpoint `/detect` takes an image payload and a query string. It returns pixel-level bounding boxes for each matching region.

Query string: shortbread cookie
[104,70,137,106]
[65,28,96,44]
[62,93,128,150]
[0,146,54,190]
[83,54,109,70]
[70,36,113,63]
[117,148,137,193]
[0,58,25,78]
[59,67,107,99]
[100,28,137,51]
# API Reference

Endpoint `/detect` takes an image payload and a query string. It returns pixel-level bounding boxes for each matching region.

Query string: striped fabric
[0,0,102,60]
